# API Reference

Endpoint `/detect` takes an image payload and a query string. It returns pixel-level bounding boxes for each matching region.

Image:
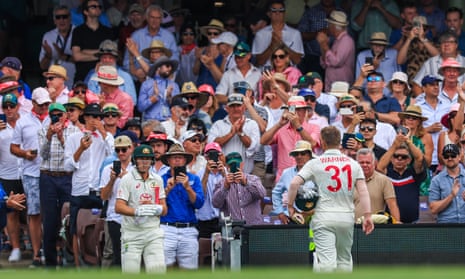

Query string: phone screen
[0,114,6,122]
[113,160,121,175]
[174,166,186,177]
[365,57,373,65]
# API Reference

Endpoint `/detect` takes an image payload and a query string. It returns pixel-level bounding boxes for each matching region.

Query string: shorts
[0,178,24,195]
[21,175,40,215]
[69,194,103,235]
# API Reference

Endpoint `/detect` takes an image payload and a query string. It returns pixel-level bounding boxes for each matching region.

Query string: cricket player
[287,126,374,272]
[115,145,168,274]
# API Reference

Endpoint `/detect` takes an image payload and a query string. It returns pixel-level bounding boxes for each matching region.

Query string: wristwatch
[296,126,303,132]
[239,132,245,137]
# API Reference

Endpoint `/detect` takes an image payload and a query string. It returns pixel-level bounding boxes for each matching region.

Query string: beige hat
[160,143,193,165]
[329,81,349,97]
[336,94,359,109]
[287,95,310,109]
[398,105,428,121]
[141,40,172,59]
[263,72,291,92]
[199,19,225,37]
[325,11,348,26]
[289,140,312,157]
[65,96,85,110]
[369,32,389,46]
[172,81,209,108]
[114,135,132,147]
[388,71,411,91]
[91,65,124,86]
[43,65,68,80]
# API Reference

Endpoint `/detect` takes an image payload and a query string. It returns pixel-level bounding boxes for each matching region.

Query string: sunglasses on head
[367,76,382,82]
[104,112,119,118]
[2,103,16,109]
[115,147,128,153]
[360,126,375,132]
[55,14,69,20]
[272,54,286,60]
[443,153,458,159]
[393,153,409,160]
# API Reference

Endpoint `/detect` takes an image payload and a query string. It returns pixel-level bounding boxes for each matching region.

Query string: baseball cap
[225,152,242,165]
[442,144,460,156]
[83,103,103,116]
[102,103,122,115]
[234,41,251,57]
[114,135,132,147]
[0,57,22,71]
[119,130,140,145]
[180,130,205,143]
[32,87,52,105]
[198,84,215,96]
[2,93,17,105]
[421,75,442,86]
[204,142,222,153]
[211,31,238,46]
[227,93,244,106]
[233,81,252,95]
[170,96,190,109]
[297,88,316,97]
[49,103,66,113]
[128,3,144,15]
[305,72,322,81]
[297,75,314,88]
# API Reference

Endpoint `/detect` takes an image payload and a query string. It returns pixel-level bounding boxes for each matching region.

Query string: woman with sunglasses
[69,81,99,105]
[387,72,415,111]
[176,22,198,86]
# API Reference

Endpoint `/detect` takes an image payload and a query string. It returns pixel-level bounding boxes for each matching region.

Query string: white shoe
[8,248,21,262]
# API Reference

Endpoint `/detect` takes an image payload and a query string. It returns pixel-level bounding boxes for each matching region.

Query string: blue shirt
[160,172,204,223]
[272,166,315,216]
[429,168,465,223]
[85,67,137,104]
[0,183,7,229]
[364,94,401,114]
[137,76,180,121]
[196,171,222,221]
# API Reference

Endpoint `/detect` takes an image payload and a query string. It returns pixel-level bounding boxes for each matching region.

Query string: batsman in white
[115,144,167,273]
[287,126,374,272]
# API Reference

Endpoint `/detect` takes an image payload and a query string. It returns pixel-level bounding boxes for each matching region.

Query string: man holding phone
[159,143,204,269]
[212,152,266,225]
[38,102,80,267]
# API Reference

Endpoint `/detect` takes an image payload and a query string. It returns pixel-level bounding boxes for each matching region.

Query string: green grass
[1,266,465,279]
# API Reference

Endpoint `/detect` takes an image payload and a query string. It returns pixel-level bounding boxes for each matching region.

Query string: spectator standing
[175,22,198,86]
[445,7,465,55]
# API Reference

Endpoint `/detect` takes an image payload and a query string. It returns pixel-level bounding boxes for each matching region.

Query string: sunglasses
[104,112,119,118]
[360,126,375,132]
[88,4,102,9]
[55,14,69,20]
[270,8,286,13]
[36,102,50,107]
[405,115,420,121]
[185,95,198,100]
[182,32,194,36]
[188,137,204,143]
[272,54,286,60]
[74,90,86,95]
[339,105,353,108]
[367,76,382,82]
[393,154,409,160]
[2,104,17,109]
[50,113,63,118]
[115,147,128,153]
[304,95,316,102]
[45,76,57,81]
[67,108,77,113]
[87,114,102,119]
[443,154,458,159]
[392,80,405,85]
[293,151,309,157]
[207,31,220,36]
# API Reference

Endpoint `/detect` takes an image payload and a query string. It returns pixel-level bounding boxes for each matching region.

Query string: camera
[113,160,121,175]
[174,166,186,177]
[355,106,364,113]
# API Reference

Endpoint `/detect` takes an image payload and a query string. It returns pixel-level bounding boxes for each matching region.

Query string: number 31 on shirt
[325,164,352,192]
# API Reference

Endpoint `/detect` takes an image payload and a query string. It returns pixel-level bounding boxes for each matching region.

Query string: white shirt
[252,24,304,66]
[215,65,262,97]
[64,130,114,196]
[39,26,76,89]
[0,123,22,179]
[208,117,260,174]
[161,118,187,141]
[317,92,338,123]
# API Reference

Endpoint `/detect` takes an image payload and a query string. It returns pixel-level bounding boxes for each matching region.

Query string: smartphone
[174,166,186,177]
[84,131,92,140]
[208,151,219,163]
[365,57,373,65]
[289,105,296,113]
[342,133,356,149]
[51,114,60,124]
[397,125,409,136]
[113,160,121,175]
[229,162,239,173]
[0,114,6,122]
[355,106,364,113]
[263,65,272,73]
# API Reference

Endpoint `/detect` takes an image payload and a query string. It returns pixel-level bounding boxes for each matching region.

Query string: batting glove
[135,204,158,216]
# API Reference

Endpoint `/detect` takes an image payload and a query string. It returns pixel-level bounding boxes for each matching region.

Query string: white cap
[211,31,238,46]
[32,87,52,104]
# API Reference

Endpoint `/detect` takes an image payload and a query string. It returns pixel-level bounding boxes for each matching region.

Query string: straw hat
[336,94,358,109]
[91,65,124,86]
[398,105,428,121]
[199,19,225,37]
[141,40,172,59]
[289,140,312,157]
[160,143,193,165]
[369,32,389,46]
[171,82,209,108]
[325,11,348,26]
[43,65,68,80]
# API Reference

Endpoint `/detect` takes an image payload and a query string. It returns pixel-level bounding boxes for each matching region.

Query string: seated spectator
[429,144,465,223]
[354,148,401,222]
[272,140,315,224]
[212,152,266,225]
[377,133,426,223]
[355,32,400,96]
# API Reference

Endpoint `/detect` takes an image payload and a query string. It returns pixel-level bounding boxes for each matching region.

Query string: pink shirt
[320,31,355,92]
[271,121,320,181]
[103,88,134,128]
